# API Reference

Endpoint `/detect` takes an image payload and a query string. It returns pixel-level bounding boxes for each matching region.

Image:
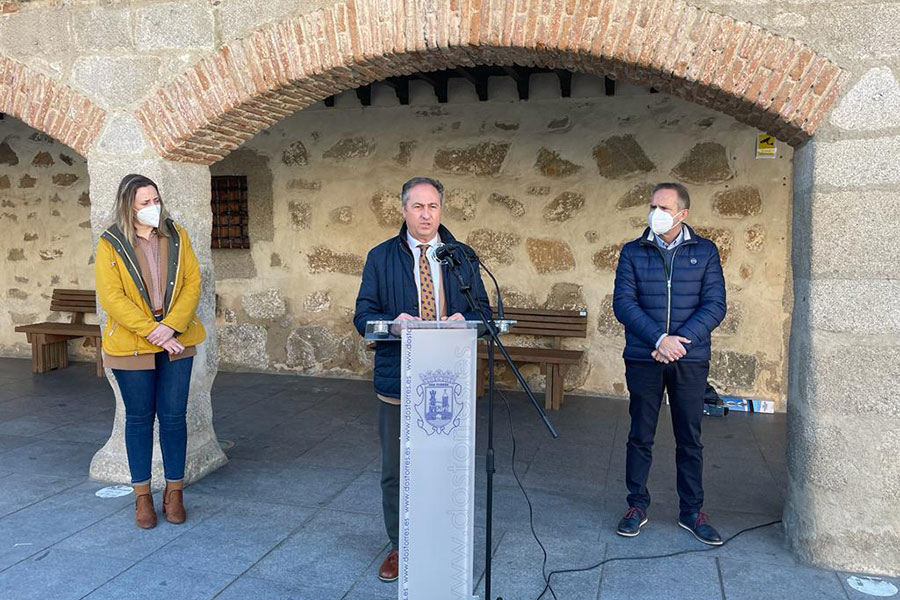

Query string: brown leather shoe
[162,481,186,524]
[378,549,399,582]
[134,490,157,529]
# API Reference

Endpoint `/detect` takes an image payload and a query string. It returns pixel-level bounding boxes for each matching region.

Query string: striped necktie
[418,244,437,320]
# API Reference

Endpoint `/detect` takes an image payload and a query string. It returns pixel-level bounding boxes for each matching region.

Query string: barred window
[210,175,250,249]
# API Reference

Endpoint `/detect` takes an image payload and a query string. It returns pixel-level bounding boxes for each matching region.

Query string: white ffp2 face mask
[135,204,161,228]
[648,208,681,236]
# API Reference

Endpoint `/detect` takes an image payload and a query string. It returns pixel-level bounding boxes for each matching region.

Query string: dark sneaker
[616,506,648,537]
[678,511,723,546]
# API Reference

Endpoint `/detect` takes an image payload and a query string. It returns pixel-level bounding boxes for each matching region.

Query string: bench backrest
[50,289,96,324]
[497,308,588,339]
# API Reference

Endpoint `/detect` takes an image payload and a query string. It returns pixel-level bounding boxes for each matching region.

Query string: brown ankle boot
[133,484,157,529]
[163,480,186,524]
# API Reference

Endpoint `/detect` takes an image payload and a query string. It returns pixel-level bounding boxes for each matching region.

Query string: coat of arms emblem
[414,370,464,435]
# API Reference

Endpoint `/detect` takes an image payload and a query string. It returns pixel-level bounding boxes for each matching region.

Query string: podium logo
[415,370,464,435]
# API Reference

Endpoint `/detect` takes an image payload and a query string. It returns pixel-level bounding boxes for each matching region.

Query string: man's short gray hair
[652,182,691,210]
[401,177,444,207]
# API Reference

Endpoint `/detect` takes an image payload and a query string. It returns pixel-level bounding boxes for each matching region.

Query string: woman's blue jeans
[113,351,193,484]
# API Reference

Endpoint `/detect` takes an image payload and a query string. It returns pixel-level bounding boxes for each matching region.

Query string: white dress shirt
[407,231,442,319]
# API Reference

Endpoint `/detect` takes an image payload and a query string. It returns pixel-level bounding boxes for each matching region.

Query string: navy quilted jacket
[613,225,726,362]
[353,223,492,398]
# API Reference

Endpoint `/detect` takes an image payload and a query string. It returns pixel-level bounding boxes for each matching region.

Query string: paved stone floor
[0,357,895,599]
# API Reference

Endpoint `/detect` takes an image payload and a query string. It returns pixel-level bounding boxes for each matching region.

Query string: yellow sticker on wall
[756,134,776,159]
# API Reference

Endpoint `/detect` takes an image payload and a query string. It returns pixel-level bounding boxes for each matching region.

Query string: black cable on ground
[493,389,783,600]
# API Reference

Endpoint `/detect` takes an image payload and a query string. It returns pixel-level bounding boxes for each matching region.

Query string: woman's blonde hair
[113,174,172,245]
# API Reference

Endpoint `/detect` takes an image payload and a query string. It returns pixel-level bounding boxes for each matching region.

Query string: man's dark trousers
[625,359,709,517]
[378,401,401,549]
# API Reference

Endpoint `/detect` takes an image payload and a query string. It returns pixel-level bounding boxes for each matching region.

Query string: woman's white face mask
[135,204,161,228]
[648,207,683,236]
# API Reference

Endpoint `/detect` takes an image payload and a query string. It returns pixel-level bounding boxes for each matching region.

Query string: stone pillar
[784,68,900,576]
[86,113,227,488]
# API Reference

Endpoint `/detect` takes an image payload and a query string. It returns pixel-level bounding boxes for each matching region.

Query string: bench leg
[553,365,570,411]
[93,337,103,377]
[543,364,554,411]
[31,334,68,374]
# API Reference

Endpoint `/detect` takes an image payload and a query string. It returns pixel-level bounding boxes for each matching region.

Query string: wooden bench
[15,289,102,377]
[478,308,588,410]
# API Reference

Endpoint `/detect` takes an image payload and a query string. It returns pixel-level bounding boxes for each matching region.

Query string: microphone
[433,241,475,263]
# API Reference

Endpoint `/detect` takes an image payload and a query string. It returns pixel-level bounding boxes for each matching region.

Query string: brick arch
[0,55,106,157]
[136,0,848,165]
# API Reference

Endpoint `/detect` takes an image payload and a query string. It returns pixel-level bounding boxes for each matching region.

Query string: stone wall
[209,76,793,405]
[0,115,93,360]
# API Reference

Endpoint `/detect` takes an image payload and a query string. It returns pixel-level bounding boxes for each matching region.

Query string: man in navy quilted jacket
[612,182,726,545]
[353,177,491,582]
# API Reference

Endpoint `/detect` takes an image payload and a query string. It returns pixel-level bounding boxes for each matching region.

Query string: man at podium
[353,176,491,583]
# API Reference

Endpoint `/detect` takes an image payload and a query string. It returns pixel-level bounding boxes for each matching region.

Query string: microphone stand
[440,245,558,600]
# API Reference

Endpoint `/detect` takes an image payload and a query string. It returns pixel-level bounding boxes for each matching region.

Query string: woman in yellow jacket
[95,173,205,529]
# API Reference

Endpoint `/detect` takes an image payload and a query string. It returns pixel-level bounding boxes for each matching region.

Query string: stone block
[444,189,477,221]
[287,178,320,191]
[593,135,654,179]
[547,117,570,130]
[466,229,520,265]
[693,226,733,265]
[713,187,762,217]
[330,206,353,225]
[831,68,900,131]
[282,142,308,166]
[617,183,654,210]
[242,289,286,320]
[826,5,900,59]
[96,113,148,156]
[715,300,743,336]
[592,243,623,271]
[323,138,373,160]
[7,248,25,261]
[269,253,282,267]
[0,141,18,166]
[744,224,766,253]
[78,191,91,207]
[307,247,364,276]
[543,192,585,222]
[304,291,332,313]
[535,148,582,178]
[434,142,509,176]
[811,137,900,189]
[72,56,162,108]
[709,350,758,391]
[525,238,575,273]
[218,323,268,368]
[496,287,539,309]
[73,6,132,51]
[808,279,900,335]
[31,152,53,167]
[488,193,525,217]
[7,288,27,300]
[19,175,36,188]
[136,2,215,50]
[0,9,72,56]
[0,175,9,189]
[370,190,403,227]
[394,142,416,166]
[217,0,301,41]
[286,325,340,371]
[672,142,734,184]
[39,249,63,261]
[288,202,311,230]
[544,283,586,311]
[596,295,622,336]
